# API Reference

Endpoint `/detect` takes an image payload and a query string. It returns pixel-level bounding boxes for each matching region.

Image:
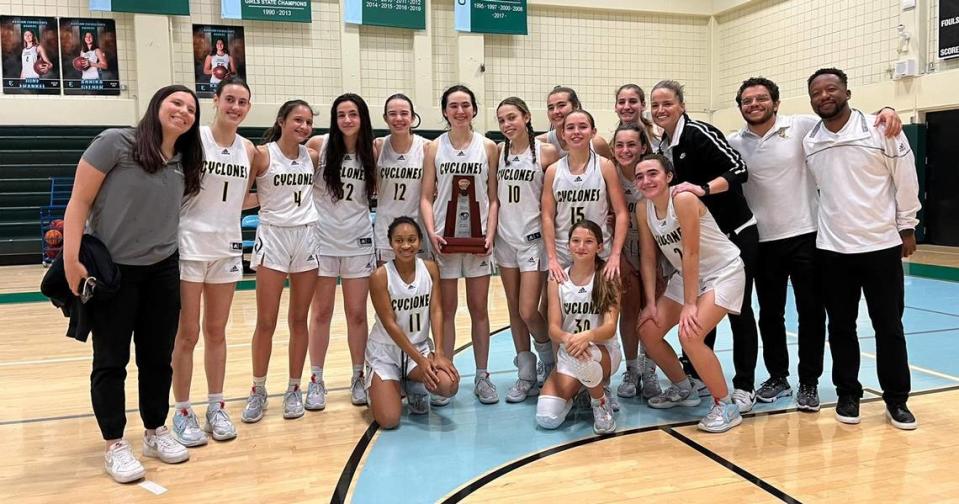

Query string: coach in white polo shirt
[728,77,901,413]
[803,67,920,430]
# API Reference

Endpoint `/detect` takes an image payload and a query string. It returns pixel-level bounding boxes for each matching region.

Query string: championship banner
[1,16,61,95]
[941,0,959,60]
[89,0,190,16]
[344,0,426,30]
[193,25,247,99]
[454,0,527,35]
[59,18,120,96]
[221,0,312,23]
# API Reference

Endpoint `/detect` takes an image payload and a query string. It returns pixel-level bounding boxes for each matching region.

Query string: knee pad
[557,345,603,388]
[536,395,572,429]
[515,351,537,382]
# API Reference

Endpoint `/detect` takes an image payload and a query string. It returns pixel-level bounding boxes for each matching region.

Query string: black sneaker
[756,376,792,403]
[885,403,918,430]
[796,383,820,412]
[835,396,860,424]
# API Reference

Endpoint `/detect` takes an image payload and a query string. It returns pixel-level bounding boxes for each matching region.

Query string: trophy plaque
[442,175,487,254]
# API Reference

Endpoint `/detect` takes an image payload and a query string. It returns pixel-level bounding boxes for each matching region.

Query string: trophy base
[441,237,488,255]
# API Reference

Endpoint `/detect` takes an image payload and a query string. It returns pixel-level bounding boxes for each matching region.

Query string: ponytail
[591,255,620,316]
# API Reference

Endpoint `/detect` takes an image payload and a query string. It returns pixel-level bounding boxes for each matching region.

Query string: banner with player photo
[59,18,120,96]
[1,16,61,95]
[193,24,247,98]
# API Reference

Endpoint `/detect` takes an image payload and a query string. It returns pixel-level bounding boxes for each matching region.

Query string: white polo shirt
[728,115,819,242]
[802,110,920,254]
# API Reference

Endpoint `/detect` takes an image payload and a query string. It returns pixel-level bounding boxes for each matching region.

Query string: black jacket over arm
[663,114,754,235]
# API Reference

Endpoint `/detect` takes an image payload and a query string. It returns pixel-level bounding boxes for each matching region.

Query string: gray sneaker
[604,385,620,412]
[241,385,268,423]
[407,393,430,415]
[796,383,821,412]
[689,376,711,397]
[537,360,554,386]
[474,373,499,404]
[351,375,368,406]
[640,364,663,399]
[283,388,304,419]
[506,378,538,403]
[172,407,208,447]
[591,396,616,435]
[756,377,792,403]
[697,401,742,433]
[305,378,327,411]
[648,384,702,409]
[430,394,451,407]
[616,368,639,398]
[204,403,237,441]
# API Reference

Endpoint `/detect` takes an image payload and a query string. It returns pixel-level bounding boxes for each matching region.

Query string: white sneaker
[474,373,499,404]
[172,407,208,447]
[305,376,327,411]
[241,385,268,423]
[732,388,756,413]
[648,384,702,409]
[506,378,538,403]
[430,394,452,407]
[351,374,368,406]
[640,363,663,400]
[697,401,743,433]
[591,396,616,435]
[616,367,639,398]
[204,403,237,441]
[104,440,145,483]
[604,385,620,412]
[283,387,305,419]
[143,426,189,464]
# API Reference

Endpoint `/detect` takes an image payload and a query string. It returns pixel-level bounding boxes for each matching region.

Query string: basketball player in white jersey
[204,38,233,87]
[171,77,255,447]
[635,153,746,433]
[366,217,460,428]
[242,100,320,423]
[535,86,613,159]
[20,29,51,79]
[305,94,378,410]
[494,97,560,403]
[536,220,621,434]
[79,31,107,80]
[420,85,500,405]
[612,84,661,150]
[374,94,429,264]
[542,109,629,281]
[609,123,662,401]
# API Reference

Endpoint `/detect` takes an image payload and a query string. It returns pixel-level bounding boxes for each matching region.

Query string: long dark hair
[569,219,620,315]
[383,93,421,133]
[440,84,478,128]
[210,38,228,56]
[615,83,655,134]
[261,99,312,144]
[612,123,652,168]
[214,75,250,98]
[82,31,99,51]
[497,97,537,168]
[324,93,376,202]
[133,85,202,196]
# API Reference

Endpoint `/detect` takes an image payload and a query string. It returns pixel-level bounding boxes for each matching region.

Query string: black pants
[683,224,760,392]
[90,253,180,440]
[755,232,825,385]
[819,246,910,405]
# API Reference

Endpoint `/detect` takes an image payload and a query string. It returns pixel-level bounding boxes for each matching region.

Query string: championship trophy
[441,176,487,254]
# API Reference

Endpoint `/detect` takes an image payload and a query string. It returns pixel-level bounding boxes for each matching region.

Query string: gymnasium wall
[1,0,959,133]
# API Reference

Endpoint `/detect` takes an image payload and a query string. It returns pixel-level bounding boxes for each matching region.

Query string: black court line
[662,426,801,503]
[329,326,506,504]
[905,305,959,319]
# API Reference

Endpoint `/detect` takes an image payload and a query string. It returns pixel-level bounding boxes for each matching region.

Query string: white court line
[0,340,276,367]
[788,331,959,384]
[139,480,168,495]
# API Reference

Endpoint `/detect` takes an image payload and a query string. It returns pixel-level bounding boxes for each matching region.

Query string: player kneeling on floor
[366,217,460,428]
[536,220,622,435]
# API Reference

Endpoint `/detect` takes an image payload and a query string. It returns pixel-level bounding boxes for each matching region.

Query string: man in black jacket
[651,80,760,413]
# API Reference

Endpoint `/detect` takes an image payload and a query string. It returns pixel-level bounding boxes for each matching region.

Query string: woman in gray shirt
[63,85,204,483]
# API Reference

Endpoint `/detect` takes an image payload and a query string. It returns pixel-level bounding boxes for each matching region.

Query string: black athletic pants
[818,245,910,405]
[755,232,825,385]
[682,224,760,392]
[90,253,180,440]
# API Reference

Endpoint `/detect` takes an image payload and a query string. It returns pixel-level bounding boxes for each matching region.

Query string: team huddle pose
[63,67,921,483]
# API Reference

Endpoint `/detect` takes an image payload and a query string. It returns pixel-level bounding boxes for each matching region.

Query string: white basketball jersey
[369,258,432,346]
[496,141,544,248]
[552,153,611,252]
[618,167,643,239]
[179,126,251,260]
[81,49,99,80]
[559,268,601,335]
[432,131,490,237]
[256,142,318,227]
[210,53,230,84]
[314,142,374,256]
[646,195,741,280]
[546,130,567,158]
[21,46,38,78]
[374,134,427,249]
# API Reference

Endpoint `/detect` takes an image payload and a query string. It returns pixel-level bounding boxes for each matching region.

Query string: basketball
[50,219,64,232]
[72,56,87,72]
[33,60,51,76]
[212,65,229,80]
[44,229,62,247]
